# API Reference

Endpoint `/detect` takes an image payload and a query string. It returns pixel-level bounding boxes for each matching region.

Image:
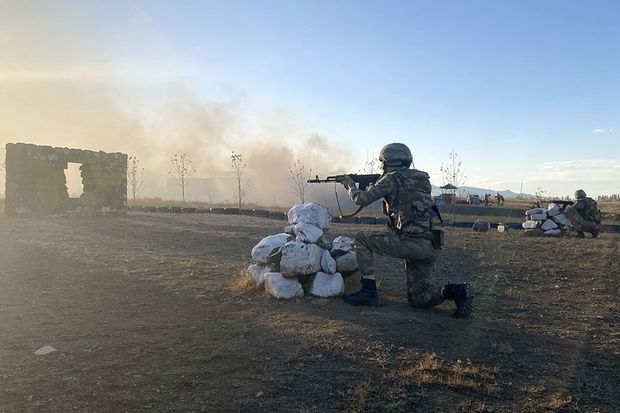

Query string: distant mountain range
[431,185,532,199]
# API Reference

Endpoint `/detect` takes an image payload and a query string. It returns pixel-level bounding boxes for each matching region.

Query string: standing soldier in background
[495,193,504,206]
[484,193,491,206]
[566,189,602,238]
[338,143,474,318]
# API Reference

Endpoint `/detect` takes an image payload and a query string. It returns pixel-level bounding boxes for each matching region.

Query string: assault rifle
[307,173,381,217]
[551,200,574,211]
[307,174,380,190]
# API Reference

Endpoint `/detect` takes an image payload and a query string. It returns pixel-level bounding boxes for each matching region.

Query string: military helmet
[379,143,413,166]
[575,189,587,199]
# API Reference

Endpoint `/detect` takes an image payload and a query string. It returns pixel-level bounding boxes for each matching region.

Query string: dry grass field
[1,212,618,412]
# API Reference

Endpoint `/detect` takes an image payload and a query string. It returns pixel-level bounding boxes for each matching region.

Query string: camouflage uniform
[347,166,445,308]
[565,192,602,237]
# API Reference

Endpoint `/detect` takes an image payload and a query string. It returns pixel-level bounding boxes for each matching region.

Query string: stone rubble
[248,203,357,299]
[522,203,569,236]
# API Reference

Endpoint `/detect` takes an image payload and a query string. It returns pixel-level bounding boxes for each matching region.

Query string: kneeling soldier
[339,143,474,318]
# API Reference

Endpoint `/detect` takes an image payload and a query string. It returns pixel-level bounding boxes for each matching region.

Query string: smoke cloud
[0,1,359,205]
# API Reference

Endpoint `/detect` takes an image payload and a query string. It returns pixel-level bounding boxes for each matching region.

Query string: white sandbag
[552,213,567,226]
[330,236,355,256]
[320,249,337,274]
[497,223,509,233]
[541,219,558,231]
[544,229,562,236]
[526,208,546,216]
[247,263,275,286]
[530,213,548,221]
[292,222,324,243]
[547,203,561,217]
[335,252,358,273]
[251,233,293,263]
[279,240,322,276]
[522,220,541,229]
[308,272,345,297]
[472,219,490,232]
[287,203,332,230]
[264,273,304,299]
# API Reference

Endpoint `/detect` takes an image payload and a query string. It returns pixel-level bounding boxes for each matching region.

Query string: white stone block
[251,233,293,263]
[522,220,541,229]
[280,241,322,276]
[292,222,324,243]
[287,203,332,230]
[547,203,561,217]
[544,229,562,236]
[526,208,546,216]
[320,249,337,274]
[247,263,275,286]
[264,273,304,299]
[552,213,567,226]
[330,236,355,255]
[308,272,345,297]
[530,213,548,221]
[335,252,358,273]
[541,219,558,231]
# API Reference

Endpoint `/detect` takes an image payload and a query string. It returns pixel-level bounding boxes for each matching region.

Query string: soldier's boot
[343,278,380,306]
[592,230,600,238]
[576,230,586,238]
[443,283,474,318]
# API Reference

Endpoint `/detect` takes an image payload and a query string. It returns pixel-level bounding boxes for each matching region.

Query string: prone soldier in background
[338,143,474,318]
[565,189,602,238]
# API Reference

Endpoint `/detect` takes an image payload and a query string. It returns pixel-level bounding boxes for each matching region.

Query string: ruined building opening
[65,162,84,198]
[5,143,127,216]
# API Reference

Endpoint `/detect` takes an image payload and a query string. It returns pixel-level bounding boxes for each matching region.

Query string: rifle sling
[340,205,364,219]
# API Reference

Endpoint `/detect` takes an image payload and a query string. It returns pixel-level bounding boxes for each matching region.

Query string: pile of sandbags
[522,203,568,236]
[247,203,359,299]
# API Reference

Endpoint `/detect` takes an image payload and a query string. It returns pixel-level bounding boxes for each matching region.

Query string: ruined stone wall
[5,143,127,216]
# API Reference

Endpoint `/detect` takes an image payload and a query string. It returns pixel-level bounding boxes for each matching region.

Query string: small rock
[34,345,57,356]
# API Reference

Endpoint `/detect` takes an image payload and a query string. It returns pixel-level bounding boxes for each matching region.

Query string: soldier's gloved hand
[339,175,355,189]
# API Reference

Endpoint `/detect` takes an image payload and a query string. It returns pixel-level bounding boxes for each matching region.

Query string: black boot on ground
[576,230,586,238]
[443,283,474,318]
[343,278,380,306]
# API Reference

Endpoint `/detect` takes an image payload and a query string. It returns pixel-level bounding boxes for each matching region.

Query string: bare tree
[127,155,145,204]
[535,186,551,206]
[358,152,379,213]
[440,148,466,219]
[169,153,196,206]
[361,151,380,175]
[440,148,466,189]
[231,151,248,210]
[288,158,312,203]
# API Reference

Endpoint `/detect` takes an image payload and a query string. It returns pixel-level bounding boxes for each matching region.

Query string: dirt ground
[1,213,618,412]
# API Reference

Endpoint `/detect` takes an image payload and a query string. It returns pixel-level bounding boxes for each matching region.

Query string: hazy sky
[1,0,619,198]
